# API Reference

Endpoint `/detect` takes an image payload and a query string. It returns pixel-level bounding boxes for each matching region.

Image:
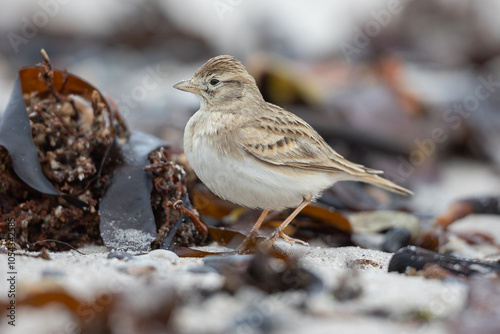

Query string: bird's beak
[173,80,200,94]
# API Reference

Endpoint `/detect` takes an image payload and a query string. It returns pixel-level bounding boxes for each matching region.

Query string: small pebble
[188,266,220,274]
[40,268,66,278]
[143,249,179,261]
[107,251,134,261]
[124,264,157,277]
[203,254,253,273]
[382,226,412,253]
[119,259,162,277]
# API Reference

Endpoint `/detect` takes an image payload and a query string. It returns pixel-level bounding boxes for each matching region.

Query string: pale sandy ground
[0,244,468,334]
[0,159,498,334]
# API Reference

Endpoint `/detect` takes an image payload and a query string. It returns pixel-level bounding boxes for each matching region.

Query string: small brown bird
[174,55,412,247]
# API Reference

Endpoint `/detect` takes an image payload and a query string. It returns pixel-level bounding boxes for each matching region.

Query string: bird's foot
[239,229,309,252]
[261,230,279,248]
[263,230,308,247]
[279,232,308,245]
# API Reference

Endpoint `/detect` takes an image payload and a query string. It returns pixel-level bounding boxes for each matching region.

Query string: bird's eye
[209,78,220,86]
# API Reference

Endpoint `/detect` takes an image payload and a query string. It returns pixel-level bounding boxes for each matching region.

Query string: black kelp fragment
[388,246,500,276]
[99,132,166,252]
[0,76,60,198]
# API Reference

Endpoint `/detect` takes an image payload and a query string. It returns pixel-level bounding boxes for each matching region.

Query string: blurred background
[1,0,499,214]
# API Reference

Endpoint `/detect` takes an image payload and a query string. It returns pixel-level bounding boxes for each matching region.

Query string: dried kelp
[0,51,205,252]
[388,246,500,277]
[437,196,500,228]
[0,53,122,249]
[146,147,207,249]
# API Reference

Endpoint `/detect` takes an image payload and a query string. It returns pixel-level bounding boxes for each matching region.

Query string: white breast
[184,111,341,211]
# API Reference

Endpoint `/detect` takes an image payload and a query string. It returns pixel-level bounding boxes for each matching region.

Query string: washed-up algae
[0,51,204,252]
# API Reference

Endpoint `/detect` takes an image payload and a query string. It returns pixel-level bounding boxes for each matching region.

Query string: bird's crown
[193,55,249,79]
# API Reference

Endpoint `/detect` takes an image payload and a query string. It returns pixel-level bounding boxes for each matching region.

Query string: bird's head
[174,55,262,109]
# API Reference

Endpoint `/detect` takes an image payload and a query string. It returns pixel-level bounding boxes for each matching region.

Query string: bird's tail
[359,174,413,196]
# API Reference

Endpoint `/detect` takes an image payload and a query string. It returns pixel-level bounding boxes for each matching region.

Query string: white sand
[0,242,471,334]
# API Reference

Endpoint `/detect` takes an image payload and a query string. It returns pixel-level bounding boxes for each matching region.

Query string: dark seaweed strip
[0,75,62,197]
[388,246,500,276]
[99,131,166,252]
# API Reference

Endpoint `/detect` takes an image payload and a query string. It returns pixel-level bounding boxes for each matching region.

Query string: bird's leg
[249,209,270,235]
[237,209,269,251]
[266,198,312,245]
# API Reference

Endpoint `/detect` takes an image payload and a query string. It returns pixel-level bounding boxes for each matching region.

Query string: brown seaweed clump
[0,52,204,252]
[146,148,207,249]
[0,55,127,250]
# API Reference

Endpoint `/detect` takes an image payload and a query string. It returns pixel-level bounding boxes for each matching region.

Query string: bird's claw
[263,231,308,246]
[279,232,308,245]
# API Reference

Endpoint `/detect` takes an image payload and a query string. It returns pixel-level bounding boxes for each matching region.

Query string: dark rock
[382,226,412,253]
